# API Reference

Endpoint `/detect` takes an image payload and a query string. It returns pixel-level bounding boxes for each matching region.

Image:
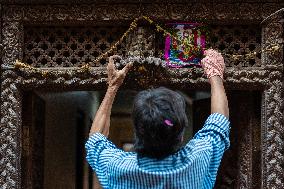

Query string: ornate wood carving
[0,2,283,189]
[1,2,283,23]
[22,24,262,68]
[0,65,283,189]
[23,26,128,67]
[261,11,284,189]
[0,0,282,4]
[210,25,261,67]
[2,21,22,67]
[0,72,22,189]
[126,27,155,57]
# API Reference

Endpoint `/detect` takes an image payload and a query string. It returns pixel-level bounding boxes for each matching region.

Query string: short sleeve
[194,113,230,150]
[85,133,121,187]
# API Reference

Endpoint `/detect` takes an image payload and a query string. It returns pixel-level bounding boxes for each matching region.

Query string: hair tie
[164,119,174,127]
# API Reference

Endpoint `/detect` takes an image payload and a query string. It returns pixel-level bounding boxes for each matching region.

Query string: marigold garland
[13,16,281,76]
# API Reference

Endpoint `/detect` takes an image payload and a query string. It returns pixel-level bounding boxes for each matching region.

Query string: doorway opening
[21,89,262,189]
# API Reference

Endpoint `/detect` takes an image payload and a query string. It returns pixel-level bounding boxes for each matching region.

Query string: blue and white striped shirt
[85,113,230,189]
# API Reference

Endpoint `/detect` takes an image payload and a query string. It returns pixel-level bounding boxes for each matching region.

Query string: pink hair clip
[164,119,174,127]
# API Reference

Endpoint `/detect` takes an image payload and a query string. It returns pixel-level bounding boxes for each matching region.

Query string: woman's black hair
[132,87,188,159]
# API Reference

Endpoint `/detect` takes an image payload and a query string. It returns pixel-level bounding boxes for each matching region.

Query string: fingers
[201,49,225,79]
[107,56,115,75]
[108,55,122,76]
[110,55,121,59]
[109,55,121,66]
[121,62,133,74]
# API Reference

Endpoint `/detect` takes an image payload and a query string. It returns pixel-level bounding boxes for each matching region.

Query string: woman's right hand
[201,49,225,79]
[107,55,132,90]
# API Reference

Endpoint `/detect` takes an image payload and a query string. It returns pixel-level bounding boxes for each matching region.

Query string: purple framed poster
[164,23,206,68]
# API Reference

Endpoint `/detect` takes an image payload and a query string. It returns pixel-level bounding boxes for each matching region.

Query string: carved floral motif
[0,2,283,189]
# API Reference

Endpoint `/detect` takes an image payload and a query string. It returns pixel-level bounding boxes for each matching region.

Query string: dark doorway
[21,90,262,189]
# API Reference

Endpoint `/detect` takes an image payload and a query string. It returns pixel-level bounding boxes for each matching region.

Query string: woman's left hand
[107,55,133,90]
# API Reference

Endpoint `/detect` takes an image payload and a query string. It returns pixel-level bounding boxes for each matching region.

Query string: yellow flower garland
[14,16,281,76]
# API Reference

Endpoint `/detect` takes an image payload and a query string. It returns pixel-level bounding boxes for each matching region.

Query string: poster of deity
[164,23,206,68]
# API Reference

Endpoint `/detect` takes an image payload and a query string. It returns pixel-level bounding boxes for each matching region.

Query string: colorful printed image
[165,23,206,68]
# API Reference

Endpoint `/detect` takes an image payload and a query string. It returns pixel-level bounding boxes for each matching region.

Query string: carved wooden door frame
[0,2,283,189]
